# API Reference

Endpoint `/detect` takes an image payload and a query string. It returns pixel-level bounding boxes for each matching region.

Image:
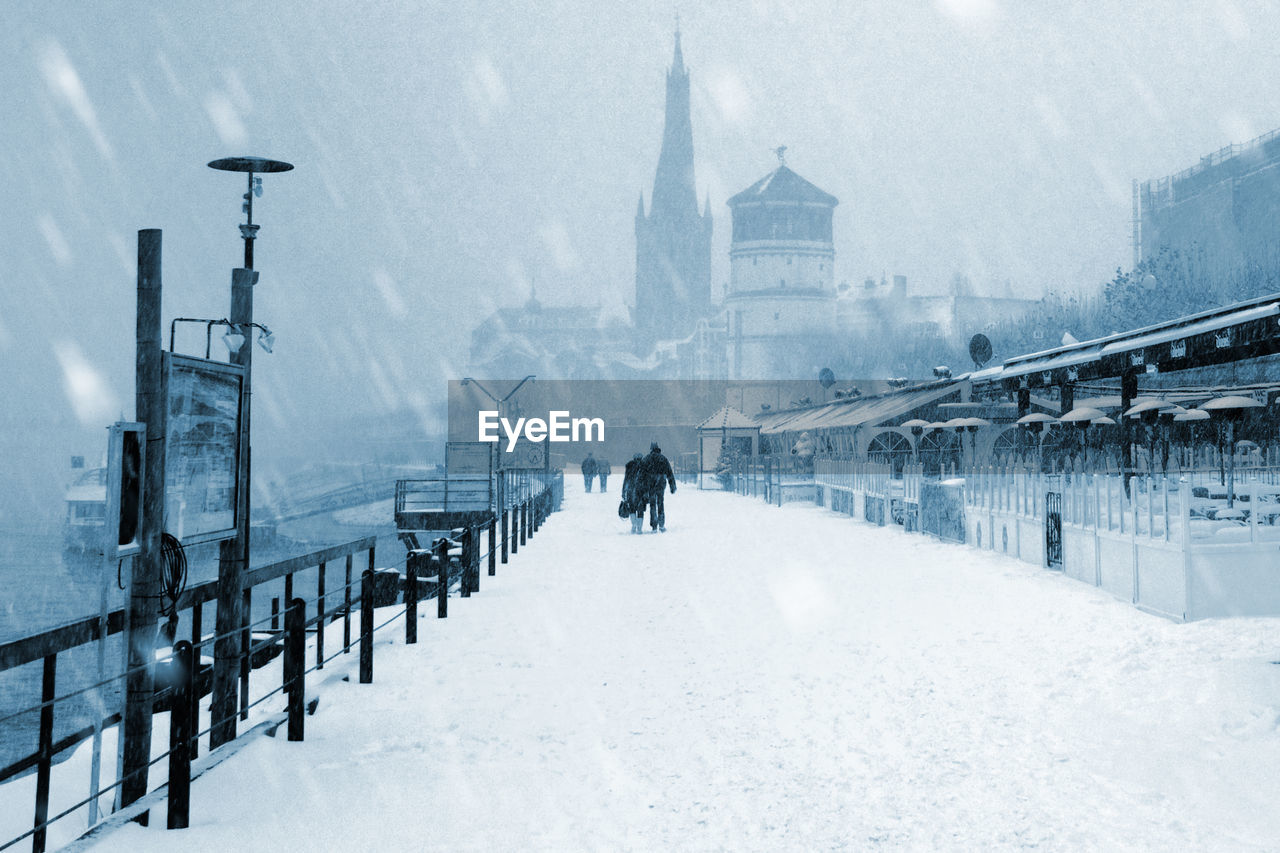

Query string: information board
[163,353,244,545]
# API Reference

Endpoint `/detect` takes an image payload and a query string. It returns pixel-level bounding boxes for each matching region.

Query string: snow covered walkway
[92,488,1280,851]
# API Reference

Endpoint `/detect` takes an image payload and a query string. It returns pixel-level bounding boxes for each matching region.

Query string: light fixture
[222,328,246,353]
[257,326,275,353]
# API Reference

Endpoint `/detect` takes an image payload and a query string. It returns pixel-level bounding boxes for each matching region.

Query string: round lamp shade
[1200,395,1263,412]
[1059,406,1106,424]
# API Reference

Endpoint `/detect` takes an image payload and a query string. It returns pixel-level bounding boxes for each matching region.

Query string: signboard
[105,422,145,559]
[446,441,493,476]
[163,353,244,545]
[503,440,545,469]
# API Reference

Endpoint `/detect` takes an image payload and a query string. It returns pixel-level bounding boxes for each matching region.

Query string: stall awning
[755,382,960,435]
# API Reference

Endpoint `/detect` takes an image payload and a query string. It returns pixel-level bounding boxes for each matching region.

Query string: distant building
[634,27,713,351]
[1139,127,1280,283]
[468,289,637,378]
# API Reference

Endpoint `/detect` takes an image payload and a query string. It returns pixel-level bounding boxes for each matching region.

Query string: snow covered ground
[64,487,1280,850]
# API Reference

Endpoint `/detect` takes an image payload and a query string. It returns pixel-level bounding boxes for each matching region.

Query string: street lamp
[208,156,295,269]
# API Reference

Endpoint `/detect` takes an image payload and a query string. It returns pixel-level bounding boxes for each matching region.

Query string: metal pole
[122,228,164,819]
[211,267,258,748]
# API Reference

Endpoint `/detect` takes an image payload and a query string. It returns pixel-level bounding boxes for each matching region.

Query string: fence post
[433,538,450,618]
[465,525,476,591]
[488,518,497,576]
[520,501,527,547]
[33,654,57,851]
[343,553,353,654]
[285,597,305,741]
[167,641,193,829]
[359,569,373,684]
[465,525,476,596]
[316,561,326,670]
[406,551,420,644]
[501,507,509,563]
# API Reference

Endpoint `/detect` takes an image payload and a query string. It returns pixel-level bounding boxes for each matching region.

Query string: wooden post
[316,561,326,670]
[285,598,305,741]
[167,641,193,829]
[212,266,259,749]
[189,604,202,760]
[33,654,56,851]
[520,501,527,547]
[123,228,164,816]
[239,587,250,722]
[271,597,279,631]
[488,518,497,576]
[433,550,448,619]
[465,525,476,596]
[405,552,420,644]
[500,508,509,564]
[359,569,373,684]
[511,504,519,555]
[343,554,352,653]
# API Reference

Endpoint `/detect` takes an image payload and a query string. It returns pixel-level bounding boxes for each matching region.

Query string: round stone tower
[724,156,839,378]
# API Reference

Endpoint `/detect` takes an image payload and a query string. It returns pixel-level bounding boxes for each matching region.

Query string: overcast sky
[3,0,1280,481]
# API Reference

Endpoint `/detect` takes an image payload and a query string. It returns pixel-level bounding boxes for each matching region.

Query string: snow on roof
[696,406,758,431]
[992,293,1280,383]
[755,381,960,435]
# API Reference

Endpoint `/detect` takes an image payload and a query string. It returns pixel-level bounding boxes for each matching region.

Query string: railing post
[239,586,251,723]
[359,569,374,684]
[520,501,527,547]
[488,518,497,576]
[405,551,421,644]
[285,597,305,741]
[510,503,519,556]
[465,525,476,591]
[33,654,56,852]
[501,507,509,563]
[343,554,353,653]
[316,561,326,670]
[465,525,476,596]
[433,539,449,618]
[167,640,193,830]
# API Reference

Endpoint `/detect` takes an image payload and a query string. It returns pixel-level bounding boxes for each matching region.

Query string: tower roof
[727,165,838,207]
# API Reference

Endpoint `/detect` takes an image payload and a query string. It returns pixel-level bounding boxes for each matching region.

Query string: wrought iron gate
[1045,491,1063,568]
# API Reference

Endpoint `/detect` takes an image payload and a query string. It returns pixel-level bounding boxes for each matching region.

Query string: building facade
[1140,128,1280,285]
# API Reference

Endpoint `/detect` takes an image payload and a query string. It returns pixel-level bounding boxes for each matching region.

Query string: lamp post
[461,376,536,510]
[206,156,292,748]
[208,156,295,269]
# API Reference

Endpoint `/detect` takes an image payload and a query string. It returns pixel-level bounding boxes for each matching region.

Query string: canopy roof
[755,382,960,435]
[697,406,758,431]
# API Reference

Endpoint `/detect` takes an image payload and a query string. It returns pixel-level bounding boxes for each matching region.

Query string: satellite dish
[968,333,992,368]
[818,367,835,389]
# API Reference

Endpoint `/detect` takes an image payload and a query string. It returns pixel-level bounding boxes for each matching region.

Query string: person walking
[639,442,676,532]
[622,452,645,534]
[597,457,612,492]
[581,452,598,493]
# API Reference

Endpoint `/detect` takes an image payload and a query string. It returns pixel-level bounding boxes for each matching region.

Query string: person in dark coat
[639,442,676,532]
[622,453,644,534]
[581,453,598,492]
[597,457,612,492]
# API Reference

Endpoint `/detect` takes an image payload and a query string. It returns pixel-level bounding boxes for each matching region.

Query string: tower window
[774,312,780,320]
[780,279,786,288]
[819,263,824,271]
[787,257,792,265]
[753,257,757,266]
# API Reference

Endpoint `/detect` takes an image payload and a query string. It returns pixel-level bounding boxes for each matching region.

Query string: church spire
[673,13,684,73]
[651,26,697,222]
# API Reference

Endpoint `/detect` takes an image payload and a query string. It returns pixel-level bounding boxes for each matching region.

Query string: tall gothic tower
[635,27,713,351]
